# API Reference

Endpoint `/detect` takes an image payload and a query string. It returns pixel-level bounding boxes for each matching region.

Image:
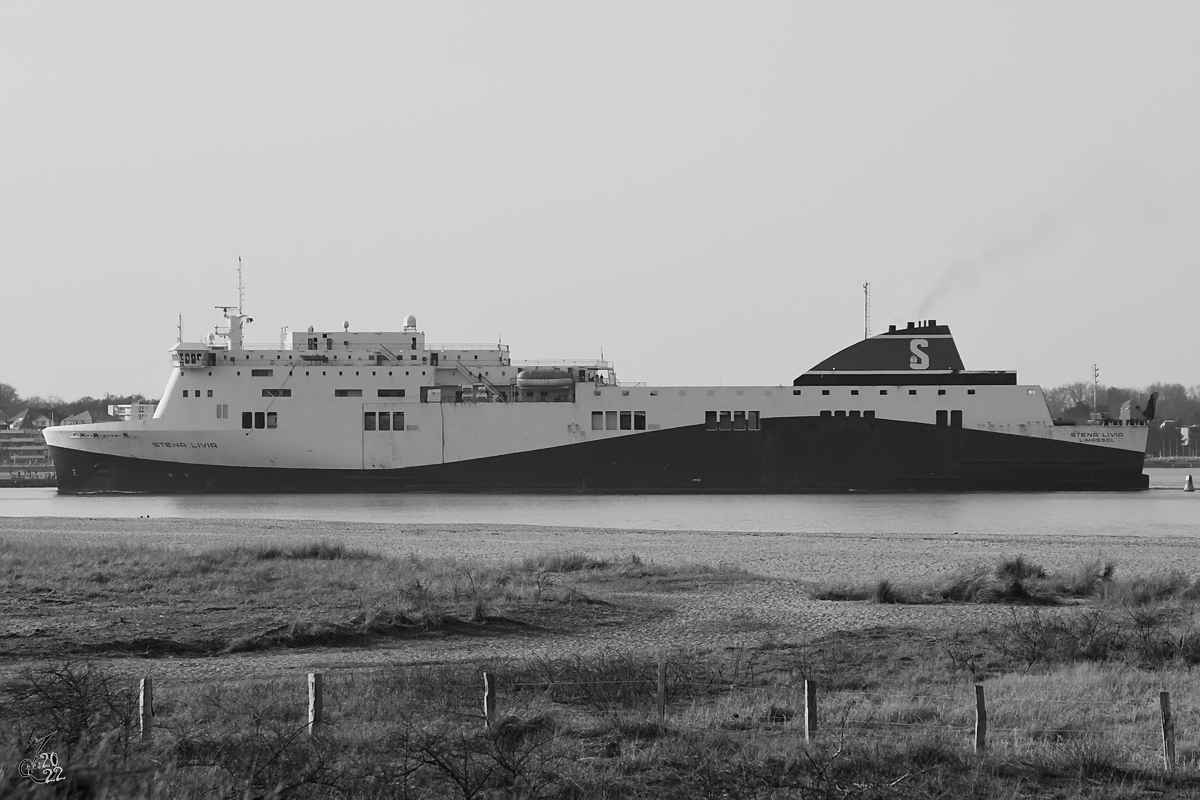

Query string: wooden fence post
[483,672,497,729]
[656,655,667,722]
[307,673,323,736]
[974,684,987,754]
[1161,690,1176,773]
[804,680,817,741]
[139,677,153,741]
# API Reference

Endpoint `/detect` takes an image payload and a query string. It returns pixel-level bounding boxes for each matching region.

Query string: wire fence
[128,657,1191,776]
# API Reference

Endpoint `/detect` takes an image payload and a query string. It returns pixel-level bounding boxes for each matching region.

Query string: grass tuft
[811,555,1179,608]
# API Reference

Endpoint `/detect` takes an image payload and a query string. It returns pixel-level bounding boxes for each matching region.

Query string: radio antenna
[863,282,871,340]
[177,314,183,344]
[238,257,244,315]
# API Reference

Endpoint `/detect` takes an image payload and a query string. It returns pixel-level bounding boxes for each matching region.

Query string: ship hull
[50,415,1148,494]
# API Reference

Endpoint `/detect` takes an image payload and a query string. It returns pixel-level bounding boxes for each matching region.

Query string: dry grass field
[3,517,1200,798]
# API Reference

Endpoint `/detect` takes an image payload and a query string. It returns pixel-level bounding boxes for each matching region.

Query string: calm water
[0,469,1195,538]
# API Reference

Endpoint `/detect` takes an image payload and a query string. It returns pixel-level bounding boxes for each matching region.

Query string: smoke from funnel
[916,213,1066,318]
[916,164,1188,318]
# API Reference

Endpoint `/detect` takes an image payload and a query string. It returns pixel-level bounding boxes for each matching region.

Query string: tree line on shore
[1045,381,1200,425]
[0,382,156,424]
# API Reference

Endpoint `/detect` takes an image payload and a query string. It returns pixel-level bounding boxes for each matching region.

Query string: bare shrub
[0,661,135,758]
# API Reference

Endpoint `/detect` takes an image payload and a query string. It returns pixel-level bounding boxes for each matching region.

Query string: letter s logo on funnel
[909,339,930,370]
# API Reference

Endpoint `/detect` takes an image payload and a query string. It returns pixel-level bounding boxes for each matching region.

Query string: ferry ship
[45,307,1151,493]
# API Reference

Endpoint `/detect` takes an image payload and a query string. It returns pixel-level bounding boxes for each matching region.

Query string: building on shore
[1,407,58,483]
[107,402,158,422]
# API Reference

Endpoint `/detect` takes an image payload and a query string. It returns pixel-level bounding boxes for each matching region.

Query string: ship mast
[1092,363,1100,414]
[863,282,871,340]
[238,256,244,316]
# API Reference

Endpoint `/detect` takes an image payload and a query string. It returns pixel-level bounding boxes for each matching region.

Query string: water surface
[1,469,1194,538]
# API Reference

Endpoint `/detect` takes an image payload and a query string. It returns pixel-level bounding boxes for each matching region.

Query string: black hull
[50,416,1148,494]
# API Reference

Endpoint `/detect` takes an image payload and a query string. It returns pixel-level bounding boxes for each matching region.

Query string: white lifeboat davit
[516,369,574,389]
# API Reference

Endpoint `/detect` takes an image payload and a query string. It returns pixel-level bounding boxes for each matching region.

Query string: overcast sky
[3,3,1197,401]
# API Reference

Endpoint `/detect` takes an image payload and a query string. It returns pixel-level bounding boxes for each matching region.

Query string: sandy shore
[4,516,1198,682]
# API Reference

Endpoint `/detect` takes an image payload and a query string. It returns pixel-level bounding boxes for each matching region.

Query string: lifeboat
[516,369,574,389]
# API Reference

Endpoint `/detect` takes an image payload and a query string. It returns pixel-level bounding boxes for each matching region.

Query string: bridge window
[262,389,292,397]
[606,411,618,430]
[951,410,963,428]
[821,390,830,396]
[254,412,265,429]
[937,389,946,396]
[865,410,875,419]
[909,389,917,395]
[207,390,213,397]
[393,412,405,430]
[719,411,732,431]
[936,410,948,427]
[967,389,976,395]
[748,411,760,430]
[879,390,888,395]
[593,412,604,430]
[820,410,831,417]
[242,412,252,429]
[252,369,273,377]
[378,389,405,397]
[705,411,718,431]
[335,389,363,397]
[363,412,376,431]
[849,410,860,418]
[733,411,747,431]
[267,412,277,429]
[620,411,632,430]
[634,411,646,430]
[378,412,391,431]
[850,390,859,396]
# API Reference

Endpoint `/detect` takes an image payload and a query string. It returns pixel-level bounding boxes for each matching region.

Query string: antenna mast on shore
[863,282,871,340]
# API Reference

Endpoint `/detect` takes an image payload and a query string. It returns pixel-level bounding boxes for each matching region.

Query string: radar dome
[404,315,417,330]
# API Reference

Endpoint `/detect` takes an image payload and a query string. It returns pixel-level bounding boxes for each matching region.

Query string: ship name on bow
[1069,430,1125,444]
[152,442,219,449]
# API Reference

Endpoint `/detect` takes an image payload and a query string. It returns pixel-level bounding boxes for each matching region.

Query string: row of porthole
[795,388,979,397]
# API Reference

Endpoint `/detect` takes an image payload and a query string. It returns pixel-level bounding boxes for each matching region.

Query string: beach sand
[3,516,1198,682]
